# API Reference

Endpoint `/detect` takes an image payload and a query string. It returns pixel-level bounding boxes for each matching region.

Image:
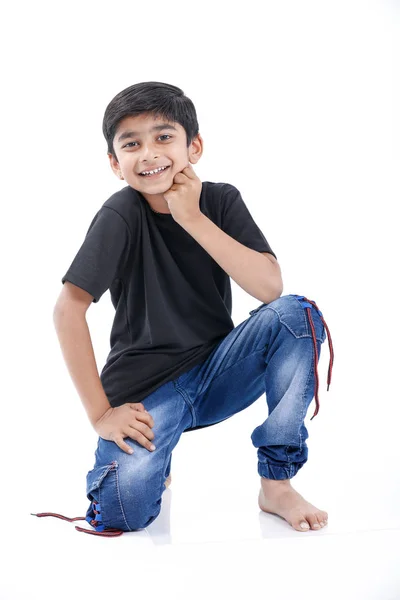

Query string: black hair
[102,81,200,161]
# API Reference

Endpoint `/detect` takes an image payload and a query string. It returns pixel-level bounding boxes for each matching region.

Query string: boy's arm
[53,282,111,428]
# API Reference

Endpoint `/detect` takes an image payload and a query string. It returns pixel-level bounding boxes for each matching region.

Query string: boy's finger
[130,403,145,411]
[135,411,154,427]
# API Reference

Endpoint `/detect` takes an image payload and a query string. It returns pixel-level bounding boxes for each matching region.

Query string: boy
[34,82,333,537]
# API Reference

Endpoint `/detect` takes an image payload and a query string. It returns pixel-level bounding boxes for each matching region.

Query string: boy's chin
[134,174,172,189]
[128,181,170,197]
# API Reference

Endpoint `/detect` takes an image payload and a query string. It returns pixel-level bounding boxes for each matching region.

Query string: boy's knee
[85,459,163,532]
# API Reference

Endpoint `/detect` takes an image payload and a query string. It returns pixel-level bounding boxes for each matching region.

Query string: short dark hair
[102,81,200,161]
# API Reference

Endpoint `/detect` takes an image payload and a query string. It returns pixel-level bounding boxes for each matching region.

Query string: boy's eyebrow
[117,124,178,143]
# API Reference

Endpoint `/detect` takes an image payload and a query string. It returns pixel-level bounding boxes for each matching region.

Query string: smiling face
[109,112,203,210]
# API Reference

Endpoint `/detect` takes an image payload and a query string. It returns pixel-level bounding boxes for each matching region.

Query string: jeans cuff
[258,461,302,480]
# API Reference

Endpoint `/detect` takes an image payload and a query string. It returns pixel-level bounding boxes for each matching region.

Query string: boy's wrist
[87,397,112,428]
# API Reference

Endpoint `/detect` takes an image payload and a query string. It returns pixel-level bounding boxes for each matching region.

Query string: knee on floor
[86,460,163,532]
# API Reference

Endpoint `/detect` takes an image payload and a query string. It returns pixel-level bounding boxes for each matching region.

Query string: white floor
[5,475,400,600]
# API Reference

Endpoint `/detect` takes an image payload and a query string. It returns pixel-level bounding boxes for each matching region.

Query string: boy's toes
[309,511,329,529]
[290,508,328,532]
[319,511,328,527]
[293,517,310,531]
[303,512,321,530]
[318,518,327,528]
[313,512,328,528]
[293,514,326,531]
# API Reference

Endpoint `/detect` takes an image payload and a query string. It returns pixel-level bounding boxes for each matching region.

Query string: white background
[1,1,399,599]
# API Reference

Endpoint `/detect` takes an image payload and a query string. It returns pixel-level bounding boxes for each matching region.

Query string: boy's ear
[188,132,203,165]
[108,153,122,179]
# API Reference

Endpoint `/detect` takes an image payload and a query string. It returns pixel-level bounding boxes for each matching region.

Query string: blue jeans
[85,294,330,533]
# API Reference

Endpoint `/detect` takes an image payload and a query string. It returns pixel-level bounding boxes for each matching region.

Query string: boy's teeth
[141,166,167,176]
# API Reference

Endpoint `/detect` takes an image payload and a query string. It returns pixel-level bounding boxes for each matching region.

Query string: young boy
[35,81,333,537]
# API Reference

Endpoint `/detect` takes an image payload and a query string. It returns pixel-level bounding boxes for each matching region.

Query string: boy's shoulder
[201,181,240,211]
[101,185,140,221]
[203,180,238,194]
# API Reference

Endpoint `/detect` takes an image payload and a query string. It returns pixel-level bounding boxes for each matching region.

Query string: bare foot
[258,477,328,532]
[164,474,172,488]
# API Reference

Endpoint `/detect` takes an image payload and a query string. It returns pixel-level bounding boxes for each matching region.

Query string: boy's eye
[123,134,171,148]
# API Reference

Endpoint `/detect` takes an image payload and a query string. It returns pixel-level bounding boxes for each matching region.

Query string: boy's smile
[109,112,203,213]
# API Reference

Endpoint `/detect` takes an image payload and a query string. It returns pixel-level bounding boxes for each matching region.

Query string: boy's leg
[85,380,192,533]
[173,294,331,532]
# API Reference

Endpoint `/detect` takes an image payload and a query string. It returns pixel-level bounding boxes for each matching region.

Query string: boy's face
[109,112,203,207]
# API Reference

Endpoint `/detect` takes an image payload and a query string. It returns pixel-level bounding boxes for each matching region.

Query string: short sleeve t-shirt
[61,181,277,409]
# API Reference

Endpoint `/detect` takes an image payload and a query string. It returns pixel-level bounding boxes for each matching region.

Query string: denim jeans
[85,293,329,533]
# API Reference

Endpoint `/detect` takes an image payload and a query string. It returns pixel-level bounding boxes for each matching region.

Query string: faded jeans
[85,293,329,533]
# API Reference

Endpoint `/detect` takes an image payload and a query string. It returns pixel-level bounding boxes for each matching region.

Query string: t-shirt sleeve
[61,206,131,303]
[221,184,277,259]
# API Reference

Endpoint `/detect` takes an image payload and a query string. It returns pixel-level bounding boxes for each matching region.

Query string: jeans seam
[114,462,133,532]
[174,383,197,429]
[158,403,191,499]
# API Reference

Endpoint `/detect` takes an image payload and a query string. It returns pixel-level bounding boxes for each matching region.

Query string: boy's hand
[163,162,202,225]
[93,403,155,455]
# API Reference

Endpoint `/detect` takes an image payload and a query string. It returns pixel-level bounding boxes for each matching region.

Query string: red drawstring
[302,296,334,420]
[31,500,124,536]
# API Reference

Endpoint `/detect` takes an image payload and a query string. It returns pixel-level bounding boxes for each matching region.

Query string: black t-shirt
[61,181,277,409]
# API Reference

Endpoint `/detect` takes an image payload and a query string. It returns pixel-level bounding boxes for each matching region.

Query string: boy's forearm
[181,214,282,303]
[53,308,111,427]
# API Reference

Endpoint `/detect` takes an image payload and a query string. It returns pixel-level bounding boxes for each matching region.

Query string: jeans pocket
[86,461,118,502]
[268,295,327,343]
